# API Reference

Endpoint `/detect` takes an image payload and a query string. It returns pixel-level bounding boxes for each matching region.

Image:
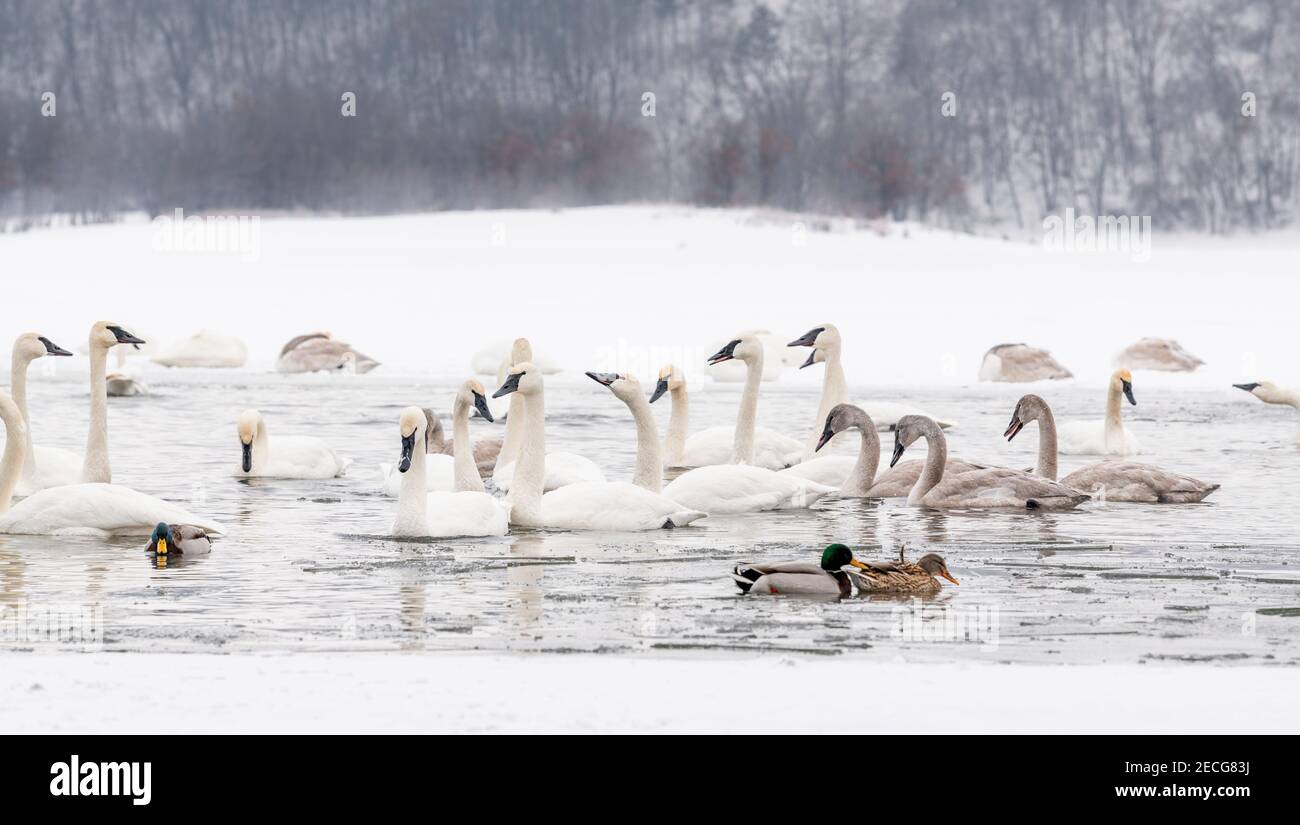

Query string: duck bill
[889,440,906,468]
[585,371,618,387]
[848,558,870,570]
[156,537,168,556]
[493,372,522,398]
[1122,380,1136,405]
[707,340,740,366]
[940,570,960,585]
[1004,415,1024,441]
[787,327,824,348]
[241,441,252,473]
[649,378,669,404]
[473,392,494,423]
[398,432,416,473]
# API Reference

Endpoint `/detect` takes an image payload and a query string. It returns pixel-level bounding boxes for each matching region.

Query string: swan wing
[423,491,511,537]
[857,400,956,431]
[16,445,84,495]
[779,455,857,488]
[1057,420,1142,456]
[866,458,986,498]
[679,427,801,470]
[1061,461,1218,503]
[924,469,1088,510]
[663,465,833,514]
[541,482,704,531]
[494,452,606,492]
[0,483,225,537]
[261,436,348,479]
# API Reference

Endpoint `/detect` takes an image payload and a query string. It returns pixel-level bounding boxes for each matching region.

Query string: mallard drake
[732,543,869,596]
[145,522,214,556]
[847,552,959,595]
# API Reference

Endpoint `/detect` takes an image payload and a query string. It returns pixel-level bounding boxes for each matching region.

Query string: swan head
[14,332,73,363]
[916,553,959,585]
[586,371,642,402]
[1111,369,1136,405]
[788,324,839,367]
[650,364,685,404]
[458,380,494,422]
[237,409,263,472]
[821,543,869,572]
[1004,394,1050,441]
[890,415,933,467]
[707,335,761,366]
[818,403,870,451]
[148,522,172,556]
[398,406,428,473]
[493,363,541,398]
[510,338,534,365]
[1233,381,1290,405]
[90,321,145,352]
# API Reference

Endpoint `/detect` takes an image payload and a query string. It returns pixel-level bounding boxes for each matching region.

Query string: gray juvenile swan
[812,404,986,497]
[891,415,1089,510]
[1004,394,1219,503]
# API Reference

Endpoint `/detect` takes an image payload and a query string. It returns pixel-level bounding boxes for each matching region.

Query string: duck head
[916,553,959,585]
[821,543,870,572]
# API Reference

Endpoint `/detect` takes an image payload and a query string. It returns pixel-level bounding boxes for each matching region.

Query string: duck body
[846,554,959,595]
[733,560,850,597]
[663,464,834,514]
[146,523,215,555]
[0,483,225,538]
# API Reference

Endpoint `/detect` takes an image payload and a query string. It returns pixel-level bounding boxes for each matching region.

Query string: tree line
[1,0,1296,232]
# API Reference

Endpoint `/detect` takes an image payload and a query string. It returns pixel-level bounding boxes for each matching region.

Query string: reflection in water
[0,371,1296,665]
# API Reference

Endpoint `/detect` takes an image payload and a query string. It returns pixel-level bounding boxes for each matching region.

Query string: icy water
[2,368,1299,665]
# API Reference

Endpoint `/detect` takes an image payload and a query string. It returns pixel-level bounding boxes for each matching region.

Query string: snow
[2,652,1295,733]
[4,206,1297,389]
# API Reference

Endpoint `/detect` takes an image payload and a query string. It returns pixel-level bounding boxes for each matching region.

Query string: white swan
[1116,338,1204,372]
[787,323,954,457]
[380,394,505,496]
[236,409,347,479]
[891,415,1088,510]
[0,391,224,537]
[493,337,604,491]
[978,342,1073,382]
[151,330,248,368]
[1056,369,1142,455]
[649,363,801,470]
[1234,381,1300,443]
[392,386,510,538]
[1005,394,1218,503]
[492,364,704,530]
[658,341,835,514]
[7,333,80,495]
[83,321,147,483]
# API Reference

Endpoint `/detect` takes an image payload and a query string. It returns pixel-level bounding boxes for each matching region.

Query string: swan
[145,522,214,556]
[472,340,562,376]
[803,403,987,496]
[1233,382,1300,442]
[106,374,148,397]
[236,409,347,479]
[704,329,788,383]
[978,342,1073,382]
[151,330,248,368]
[276,332,379,374]
[1116,338,1204,372]
[648,362,802,470]
[891,415,1088,510]
[493,337,604,491]
[0,391,224,537]
[82,321,147,483]
[492,363,704,530]
[391,388,510,538]
[657,340,834,514]
[787,323,954,457]
[379,396,503,496]
[1056,369,1142,455]
[586,371,670,492]
[426,407,501,476]
[7,333,80,495]
[1005,394,1218,502]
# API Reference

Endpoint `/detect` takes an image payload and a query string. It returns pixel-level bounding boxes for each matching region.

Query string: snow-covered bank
[3,653,1296,733]
[3,206,1298,388]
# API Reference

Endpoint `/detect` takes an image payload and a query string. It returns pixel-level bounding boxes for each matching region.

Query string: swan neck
[841,415,880,496]
[452,399,483,493]
[508,388,546,526]
[664,385,688,467]
[393,427,428,536]
[809,345,848,456]
[908,423,947,505]
[1104,382,1123,443]
[82,343,112,483]
[10,350,35,477]
[0,394,27,513]
[495,392,526,473]
[733,353,763,464]
[1035,407,1059,481]
[627,391,663,492]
